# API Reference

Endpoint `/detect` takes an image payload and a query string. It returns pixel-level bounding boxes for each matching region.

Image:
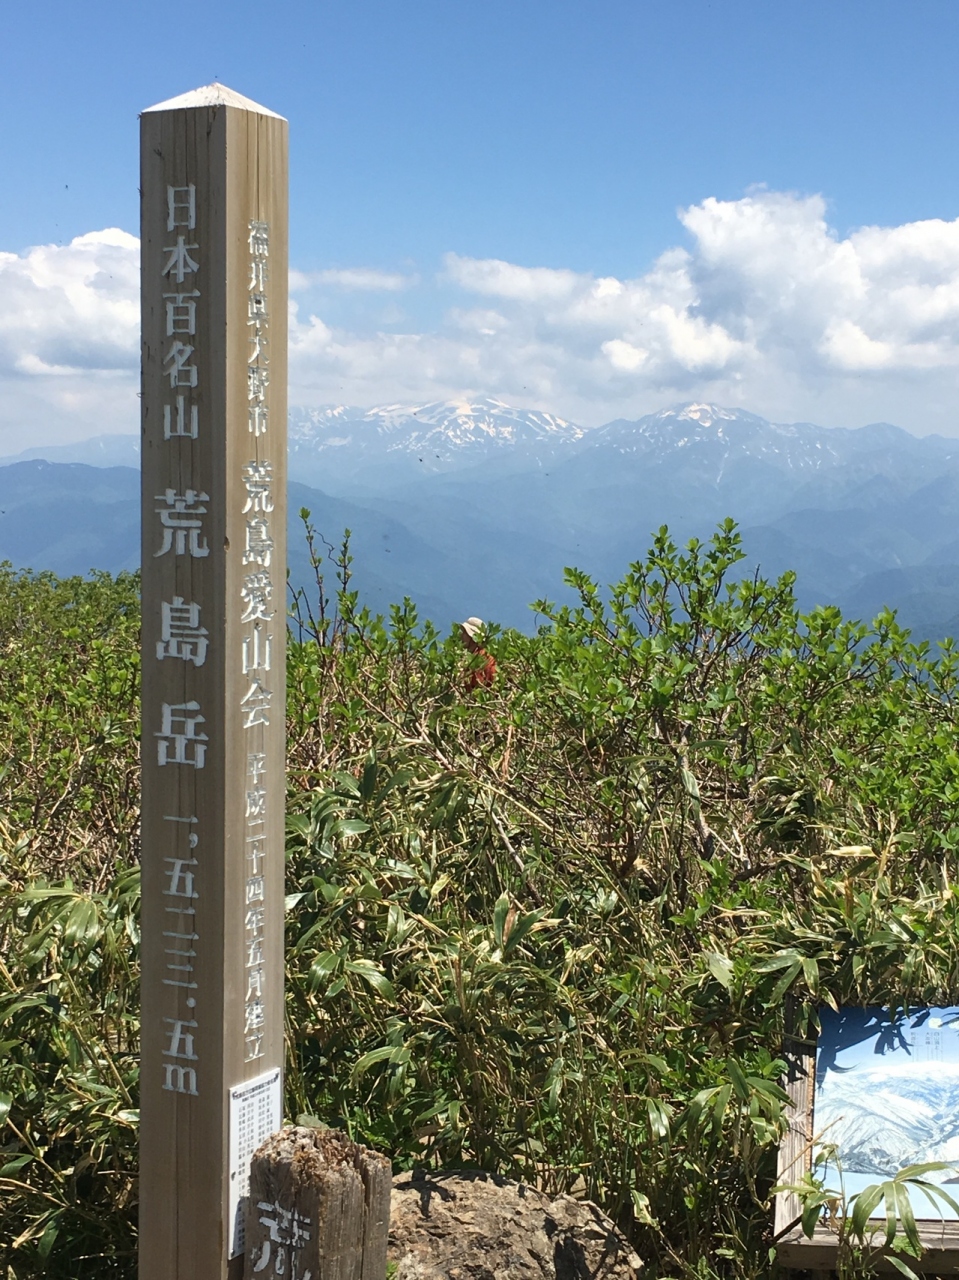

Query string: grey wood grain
[245,1128,392,1280]
[139,86,288,1280]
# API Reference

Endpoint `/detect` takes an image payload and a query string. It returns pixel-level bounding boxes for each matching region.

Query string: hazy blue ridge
[0,435,142,470]
[0,461,141,578]
[4,400,959,639]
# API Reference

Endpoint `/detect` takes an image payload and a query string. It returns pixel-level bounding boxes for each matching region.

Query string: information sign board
[776,1006,959,1271]
[228,1068,283,1258]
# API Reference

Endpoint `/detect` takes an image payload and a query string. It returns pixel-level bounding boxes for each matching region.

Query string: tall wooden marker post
[139,84,288,1280]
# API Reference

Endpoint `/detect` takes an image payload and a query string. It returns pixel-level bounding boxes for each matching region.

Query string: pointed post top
[142,83,285,119]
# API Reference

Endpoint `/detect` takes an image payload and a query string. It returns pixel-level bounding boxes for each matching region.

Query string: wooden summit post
[139,84,288,1280]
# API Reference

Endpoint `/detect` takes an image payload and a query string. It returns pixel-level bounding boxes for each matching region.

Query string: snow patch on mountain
[289,396,584,462]
[286,397,587,487]
[587,401,945,482]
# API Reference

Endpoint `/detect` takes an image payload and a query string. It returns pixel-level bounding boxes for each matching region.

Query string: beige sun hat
[460,617,484,639]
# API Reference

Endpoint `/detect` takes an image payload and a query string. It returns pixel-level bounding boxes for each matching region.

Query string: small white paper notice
[228,1067,282,1258]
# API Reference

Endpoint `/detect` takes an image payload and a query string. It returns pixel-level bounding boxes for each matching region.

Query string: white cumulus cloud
[290,191,959,430]
[444,253,582,302]
[0,229,141,452]
[292,267,415,291]
[0,229,139,377]
[7,191,959,450]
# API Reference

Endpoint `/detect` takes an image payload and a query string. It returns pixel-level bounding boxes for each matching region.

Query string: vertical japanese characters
[242,220,273,1063]
[154,182,207,1098]
[150,196,281,1085]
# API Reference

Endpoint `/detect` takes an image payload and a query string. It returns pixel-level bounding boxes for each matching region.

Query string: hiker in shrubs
[459,616,496,690]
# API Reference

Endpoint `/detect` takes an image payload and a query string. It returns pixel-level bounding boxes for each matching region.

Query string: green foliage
[0,873,140,1277]
[778,1150,959,1280]
[0,566,140,1278]
[282,522,959,1278]
[0,564,140,887]
[4,529,959,1277]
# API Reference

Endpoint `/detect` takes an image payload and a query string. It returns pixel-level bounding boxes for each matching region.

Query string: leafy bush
[4,529,959,1277]
[282,521,959,1277]
[0,566,140,1277]
[0,565,139,887]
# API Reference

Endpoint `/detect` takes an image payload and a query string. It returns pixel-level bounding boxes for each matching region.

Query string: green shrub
[0,565,140,1278]
[4,529,959,1278]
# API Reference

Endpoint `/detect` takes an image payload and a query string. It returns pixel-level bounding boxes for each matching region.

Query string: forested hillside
[3,523,959,1278]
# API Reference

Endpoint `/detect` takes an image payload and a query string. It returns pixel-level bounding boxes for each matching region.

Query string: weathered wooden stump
[244,1126,391,1280]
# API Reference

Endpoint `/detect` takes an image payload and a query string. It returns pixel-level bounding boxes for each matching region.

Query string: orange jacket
[466,651,497,690]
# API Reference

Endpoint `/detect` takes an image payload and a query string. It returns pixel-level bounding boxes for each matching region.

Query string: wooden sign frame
[776,1042,959,1274]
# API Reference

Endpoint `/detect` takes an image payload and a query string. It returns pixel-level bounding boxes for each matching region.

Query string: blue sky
[4,0,959,446]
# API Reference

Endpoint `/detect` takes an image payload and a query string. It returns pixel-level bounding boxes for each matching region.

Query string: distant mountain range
[4,398,959,637]
[288,400,585,488]
[0,435,142,470]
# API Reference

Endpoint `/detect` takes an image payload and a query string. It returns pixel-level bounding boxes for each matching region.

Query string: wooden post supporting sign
[139,83,288,1280]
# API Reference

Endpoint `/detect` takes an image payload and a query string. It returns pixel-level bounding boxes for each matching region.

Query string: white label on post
[228,1067,282,1258]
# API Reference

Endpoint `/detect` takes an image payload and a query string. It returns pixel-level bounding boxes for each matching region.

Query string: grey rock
[388,1170,644,1280]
